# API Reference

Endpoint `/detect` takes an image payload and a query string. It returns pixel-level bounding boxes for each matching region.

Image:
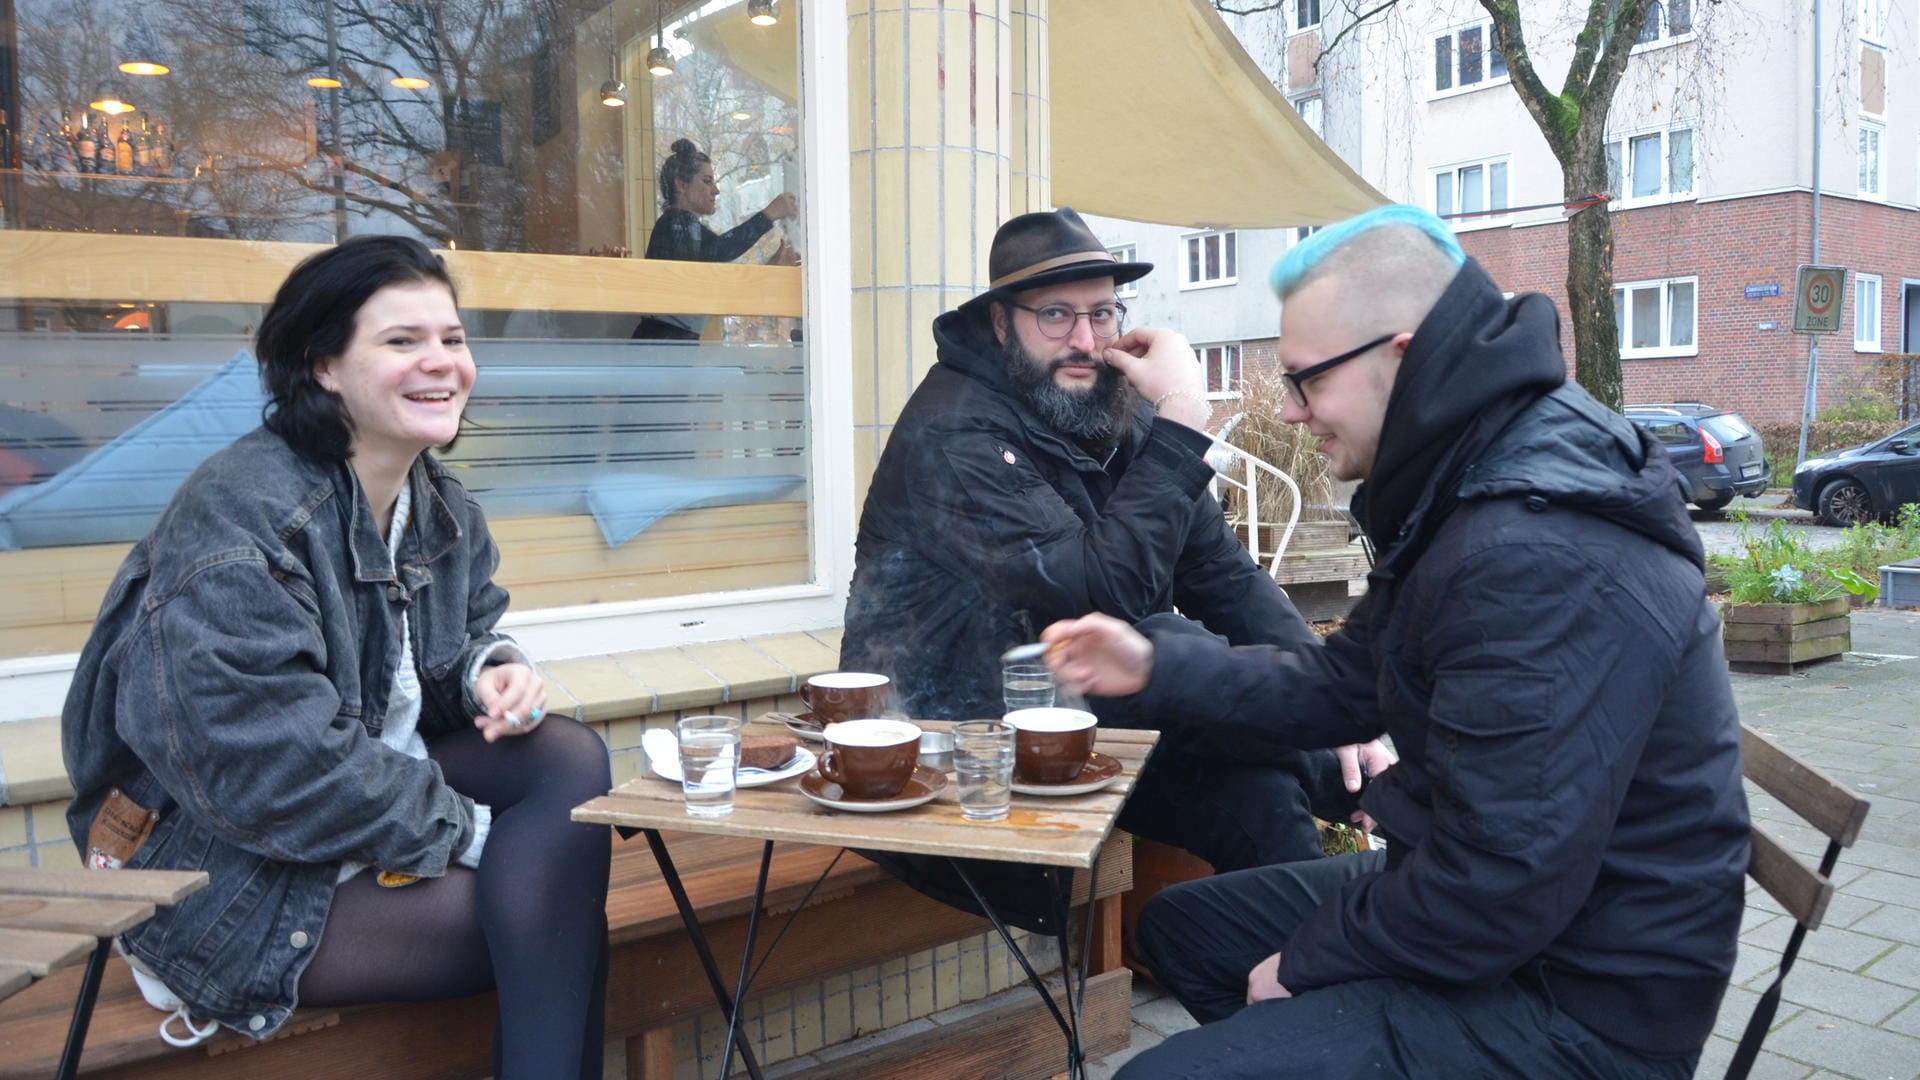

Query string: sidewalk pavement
[1090,606,1920,1080]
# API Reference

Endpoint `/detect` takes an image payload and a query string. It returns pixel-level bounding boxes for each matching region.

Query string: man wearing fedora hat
[840,209,1382,928]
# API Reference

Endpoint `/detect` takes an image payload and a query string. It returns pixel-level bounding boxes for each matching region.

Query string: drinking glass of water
[677,715,744,818]
[953,720,1016,822]
[1002,661,1055,712]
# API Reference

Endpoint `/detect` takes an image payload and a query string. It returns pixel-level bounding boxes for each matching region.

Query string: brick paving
[1091,606,1920,1080]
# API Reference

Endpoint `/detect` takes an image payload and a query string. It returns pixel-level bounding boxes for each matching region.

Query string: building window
[1614,278,1698,357]
[1109,245,1139,299]
[1433,22,1507,95]
[1859,0,1887,45]
[1295,225,1323,243]
[1859,120,1886,198]
[1433,158,1510,222]
[1635,0,1694,46]
[1182,231,1238,289]
[1295,95,1324,138]
[1605,125,1695,204]
[1856,274,1882,351]
[1200,344,1243,399]
[1295,0,1322,31]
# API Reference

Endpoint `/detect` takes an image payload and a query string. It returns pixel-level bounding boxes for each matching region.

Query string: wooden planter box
[1722,596,1851,673]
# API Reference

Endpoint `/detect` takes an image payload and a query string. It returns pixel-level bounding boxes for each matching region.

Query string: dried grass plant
[1218,367,1342,525]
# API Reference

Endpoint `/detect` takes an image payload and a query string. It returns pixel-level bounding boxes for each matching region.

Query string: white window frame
[1293,0,1322,33]
[1613,276,1700,359]
[1859,119,1887,199]
[1605,123,1697,207]
[1294,94,1324,138]
[1181,230,1238,290]
[1109,245,1139,299]
[1630,0,1698,52]
[1855,273,1883,352]
[1431,156,1511,225]
[1198,343,1244,400]
[1430,20,1510,100]
[1860,0,1888,46]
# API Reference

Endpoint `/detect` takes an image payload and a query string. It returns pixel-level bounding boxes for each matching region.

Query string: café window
[0,0,834,669]
[1182,230,1237,289]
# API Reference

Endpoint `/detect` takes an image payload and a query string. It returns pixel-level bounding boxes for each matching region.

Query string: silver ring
[504,711,522,729]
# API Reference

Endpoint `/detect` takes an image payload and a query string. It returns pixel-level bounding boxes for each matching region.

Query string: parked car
[1791,420,1920,526]
[1624,403,1771,512]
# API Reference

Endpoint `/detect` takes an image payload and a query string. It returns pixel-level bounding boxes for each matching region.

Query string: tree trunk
[1564,180,1624,410]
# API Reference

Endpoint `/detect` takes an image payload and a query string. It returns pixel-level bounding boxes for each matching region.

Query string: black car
[1791,420,1920,526]
[1624,404,1771,512]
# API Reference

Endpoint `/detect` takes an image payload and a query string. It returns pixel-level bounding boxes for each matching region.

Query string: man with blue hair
[1042,205,1750,1078]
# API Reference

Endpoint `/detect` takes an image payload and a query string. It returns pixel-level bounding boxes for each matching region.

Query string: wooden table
[0,866,208,1079]
[574,720,1158,1080]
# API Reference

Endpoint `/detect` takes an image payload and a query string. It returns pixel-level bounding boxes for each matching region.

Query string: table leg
[717,841,774,1080]
[55,937,111,1080]
[641,829,766,1080]
[946,858,1083,1077]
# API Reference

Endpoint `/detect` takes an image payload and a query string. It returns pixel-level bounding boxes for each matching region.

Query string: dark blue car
[1791,420,1920,526]
[1625,404,1771,512]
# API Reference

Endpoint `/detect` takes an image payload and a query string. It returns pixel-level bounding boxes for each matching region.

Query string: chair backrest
[1726,724,1871,1080]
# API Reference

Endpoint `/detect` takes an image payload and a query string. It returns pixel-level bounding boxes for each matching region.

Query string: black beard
[1000,334,1136,443]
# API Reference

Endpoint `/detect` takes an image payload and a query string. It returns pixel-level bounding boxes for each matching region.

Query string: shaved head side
[1273,206,1465,341]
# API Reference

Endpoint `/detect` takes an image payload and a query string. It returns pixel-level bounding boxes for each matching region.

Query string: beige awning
[1049,0,1384,229]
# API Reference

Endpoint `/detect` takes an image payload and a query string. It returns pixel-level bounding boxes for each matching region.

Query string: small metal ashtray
[919,730,954,772]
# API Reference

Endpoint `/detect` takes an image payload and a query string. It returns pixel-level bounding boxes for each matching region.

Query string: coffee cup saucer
[775,711,828,741]
[800,765,947,812]
[1011,751,1123,796]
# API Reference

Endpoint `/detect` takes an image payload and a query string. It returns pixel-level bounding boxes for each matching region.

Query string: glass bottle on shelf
[75,115,96,174]
[115,121,135,176]
[152,123,172,175]
[54,114,78,173]
[94,117,115,174]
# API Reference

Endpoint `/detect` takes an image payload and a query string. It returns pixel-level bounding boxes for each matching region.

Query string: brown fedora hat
[966,207,1152,309]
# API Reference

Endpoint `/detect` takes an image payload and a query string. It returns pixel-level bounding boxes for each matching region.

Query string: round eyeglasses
[1006,300,1128,340]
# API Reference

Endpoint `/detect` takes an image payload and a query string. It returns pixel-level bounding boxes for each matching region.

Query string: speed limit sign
[1793,265,1846,334]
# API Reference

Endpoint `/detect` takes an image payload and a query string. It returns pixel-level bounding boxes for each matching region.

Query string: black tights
[298,717,613,1080]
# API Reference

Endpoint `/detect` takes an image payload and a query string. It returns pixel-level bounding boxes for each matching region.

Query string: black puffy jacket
[1133,260,1751,1059]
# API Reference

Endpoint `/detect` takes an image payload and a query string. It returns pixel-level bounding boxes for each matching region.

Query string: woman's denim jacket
[62,427,515,1037]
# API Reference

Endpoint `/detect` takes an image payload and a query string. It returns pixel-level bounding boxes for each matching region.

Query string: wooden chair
[1726,724,1872,1080]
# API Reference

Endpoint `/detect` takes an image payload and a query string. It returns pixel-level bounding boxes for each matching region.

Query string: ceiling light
[730,109,753,121]
[749,0,779,26]
[308,73,344,88]
[390,75,431,90]
[118,15,171,75]
[647,44,674,76]
[89,86,135,115]
[119,60,170,76]
[599,7,625,106]
[600,79,627,107]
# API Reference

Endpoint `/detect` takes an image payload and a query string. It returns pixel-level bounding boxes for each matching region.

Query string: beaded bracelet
[1151,389,1207,412]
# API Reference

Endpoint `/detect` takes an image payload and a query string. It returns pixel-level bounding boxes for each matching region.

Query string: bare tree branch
[1317,0,1405,74]
[1213,2,1289,14]
[1478,1,1575,159]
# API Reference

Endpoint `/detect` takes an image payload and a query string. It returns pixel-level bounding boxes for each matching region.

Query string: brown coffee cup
[1006,708,1097,783]
[818,718,922,799]
[801,672,892,725]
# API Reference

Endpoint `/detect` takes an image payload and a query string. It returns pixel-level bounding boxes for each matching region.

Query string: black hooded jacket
[1133,260,1751,1059]
[841,304,1316,720]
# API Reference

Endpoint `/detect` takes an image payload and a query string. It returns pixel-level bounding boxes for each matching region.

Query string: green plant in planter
[1718,517,1842,606]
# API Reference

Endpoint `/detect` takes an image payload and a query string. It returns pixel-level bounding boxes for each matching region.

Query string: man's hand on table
[1248,952,1293,1004]
[1041,613,1154,697]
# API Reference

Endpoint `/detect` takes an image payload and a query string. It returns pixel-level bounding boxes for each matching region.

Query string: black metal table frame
[636,829,1105,1080]
[54,937,114,1080]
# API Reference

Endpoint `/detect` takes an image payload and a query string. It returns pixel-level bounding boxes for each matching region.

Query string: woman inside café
[62,235,613,1078]
[634,137,798,340]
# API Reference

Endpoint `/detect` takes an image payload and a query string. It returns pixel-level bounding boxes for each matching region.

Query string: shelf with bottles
[15,112,190,183]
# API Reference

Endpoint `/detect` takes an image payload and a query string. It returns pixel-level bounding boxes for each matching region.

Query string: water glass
[953,720,1016,822]
[677,715,743,818]
[1002,661,1055,712]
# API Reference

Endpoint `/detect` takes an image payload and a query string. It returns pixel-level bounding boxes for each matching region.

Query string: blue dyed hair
[1269,205,1465,297]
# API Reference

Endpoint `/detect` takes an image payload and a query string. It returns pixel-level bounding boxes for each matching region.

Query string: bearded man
[840,208,1384,930]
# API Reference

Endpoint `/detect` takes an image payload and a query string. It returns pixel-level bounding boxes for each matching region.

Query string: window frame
[1293,0,1322,32]
[1198,342,1244,401]
[1109,245,1139,299]
[1429,19,1510,100]
[1431,155,1512,226]
[1294,94,1324,139]
[1605,122,1698,207]
[1629,0,1698,53]
[1180,230,1239,290]
[1859,0,1888,47]
[1859,118,1887,199]
[1613,275,1700,360]
[1855,273,1883,352]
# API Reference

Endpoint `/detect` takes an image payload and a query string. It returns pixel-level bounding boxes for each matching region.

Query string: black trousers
[1123,853,1697,1080]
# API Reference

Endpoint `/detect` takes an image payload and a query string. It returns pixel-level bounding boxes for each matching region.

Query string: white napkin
[642,728,686,782]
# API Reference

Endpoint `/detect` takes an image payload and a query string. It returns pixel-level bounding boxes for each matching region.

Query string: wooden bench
[1724,724,1872,1080]
[0,830,1132,1080]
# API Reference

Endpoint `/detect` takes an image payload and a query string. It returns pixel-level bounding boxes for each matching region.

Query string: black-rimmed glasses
[1006,300,1128,340]
[1282,333,1397,407]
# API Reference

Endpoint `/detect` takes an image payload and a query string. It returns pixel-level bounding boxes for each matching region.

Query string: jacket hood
[1355,258,1566,552]
[1463,385,1707,567]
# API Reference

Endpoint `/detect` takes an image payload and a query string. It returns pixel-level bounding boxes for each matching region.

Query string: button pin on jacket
[1002,449,1017,465]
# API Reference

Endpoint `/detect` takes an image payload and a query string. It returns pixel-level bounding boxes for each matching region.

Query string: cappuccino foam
[1005,708,1096,733]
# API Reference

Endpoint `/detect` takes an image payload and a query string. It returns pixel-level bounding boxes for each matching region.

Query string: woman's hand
[763,192,798,221]
[1041,613,1154,697]
[473,662,548,743]
[771,239,800,266]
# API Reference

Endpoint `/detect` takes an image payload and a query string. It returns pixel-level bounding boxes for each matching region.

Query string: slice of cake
[739,735,800,772]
